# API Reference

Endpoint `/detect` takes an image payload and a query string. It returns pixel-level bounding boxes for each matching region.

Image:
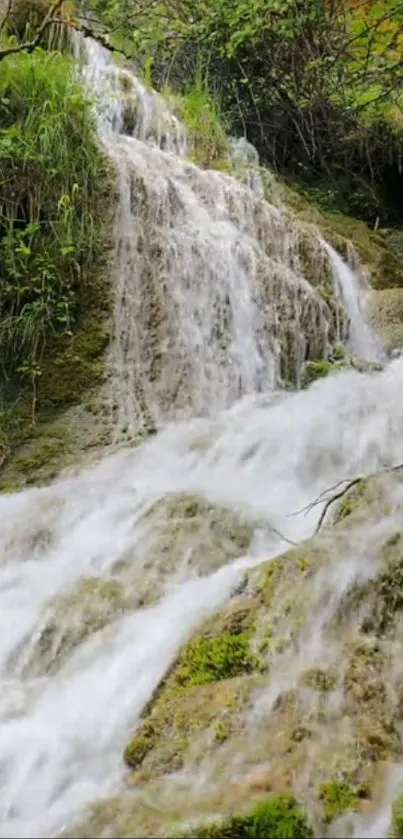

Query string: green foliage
[0,48,111,423]
[174,632,254,687]
[178,796,314,838]
[389,793,403,838]
[92,0,403,225]
[172,79,229,169]
[319,780,363,823]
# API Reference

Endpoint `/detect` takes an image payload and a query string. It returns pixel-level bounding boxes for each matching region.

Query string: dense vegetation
[0,0,402,467]
[88,0,403,225]
[0,0,112,466]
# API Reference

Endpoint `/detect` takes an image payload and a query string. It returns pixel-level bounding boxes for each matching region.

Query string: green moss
[301,360,335,387]
[124,734,153,769]
[334,479,370,524]
[39,314,111,407]
[331,343,346,361]
[258,625,273,655]
[177,796,314,838]
[174,633,254,688]
[363,557,403,634]
[257,557,285,603]
[214,720,231,743]
[318,780,363,823]
[389,793,403,838]
[123,675,258,778]
[337,497,355,521]
[9,437,65,481]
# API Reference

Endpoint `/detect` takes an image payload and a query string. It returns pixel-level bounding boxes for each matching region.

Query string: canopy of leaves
[91,0,403,225]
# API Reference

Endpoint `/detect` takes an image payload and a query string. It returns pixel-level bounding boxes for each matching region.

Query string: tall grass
[0,48,111,417]
[169,76,229,169]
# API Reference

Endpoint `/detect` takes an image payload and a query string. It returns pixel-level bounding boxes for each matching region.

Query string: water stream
[0,38,399,838]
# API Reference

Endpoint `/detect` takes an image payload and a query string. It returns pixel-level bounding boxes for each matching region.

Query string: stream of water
[0,38,399,838]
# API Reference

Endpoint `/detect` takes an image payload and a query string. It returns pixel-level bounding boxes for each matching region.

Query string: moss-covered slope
[63,470,403,838]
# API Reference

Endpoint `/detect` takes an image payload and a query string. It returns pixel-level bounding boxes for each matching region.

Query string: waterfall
[323,241,384,363]
[78,39,355,435]
[0,38,397,839]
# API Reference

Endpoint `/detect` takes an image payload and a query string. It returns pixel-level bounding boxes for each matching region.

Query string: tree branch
[295,463,403,536]
[0,0,134,62]
[0,0,68,61]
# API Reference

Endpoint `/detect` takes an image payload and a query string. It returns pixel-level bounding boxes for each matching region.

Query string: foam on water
[0,36,397,839]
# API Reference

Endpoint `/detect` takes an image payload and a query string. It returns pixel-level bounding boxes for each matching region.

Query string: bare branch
[314,476,363,533]
[298,463,403,536]
[0,0,68,61]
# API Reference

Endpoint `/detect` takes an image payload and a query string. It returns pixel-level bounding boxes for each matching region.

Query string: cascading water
[0,37,400,839]
[78,39,355,435]
[324,241,384,363]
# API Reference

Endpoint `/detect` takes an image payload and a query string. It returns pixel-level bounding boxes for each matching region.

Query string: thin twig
[269,523,296,547]
[300,462,403,535]
[288,477,356,518]
[315,476,363,533]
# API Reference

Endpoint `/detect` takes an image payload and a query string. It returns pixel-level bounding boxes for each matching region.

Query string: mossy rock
[284,183,402,291]
[0,403,112,491]
[121,544,320,783]
[336,524,403,637]
[365,288,403,353]
[140,493,254,580]
[16,576,131,676]
[123,675,260,779]
[67,481,403,838]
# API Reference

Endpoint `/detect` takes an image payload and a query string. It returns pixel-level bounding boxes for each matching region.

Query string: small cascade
[77,39,355,436]
[324,241,384,363]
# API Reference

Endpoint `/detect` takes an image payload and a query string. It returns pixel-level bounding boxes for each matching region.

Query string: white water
[325,242,383,363]
[0,38,398,839]
[79,40,357,434]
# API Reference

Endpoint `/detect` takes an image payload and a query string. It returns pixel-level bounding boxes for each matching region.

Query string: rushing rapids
[0,37,400,839]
